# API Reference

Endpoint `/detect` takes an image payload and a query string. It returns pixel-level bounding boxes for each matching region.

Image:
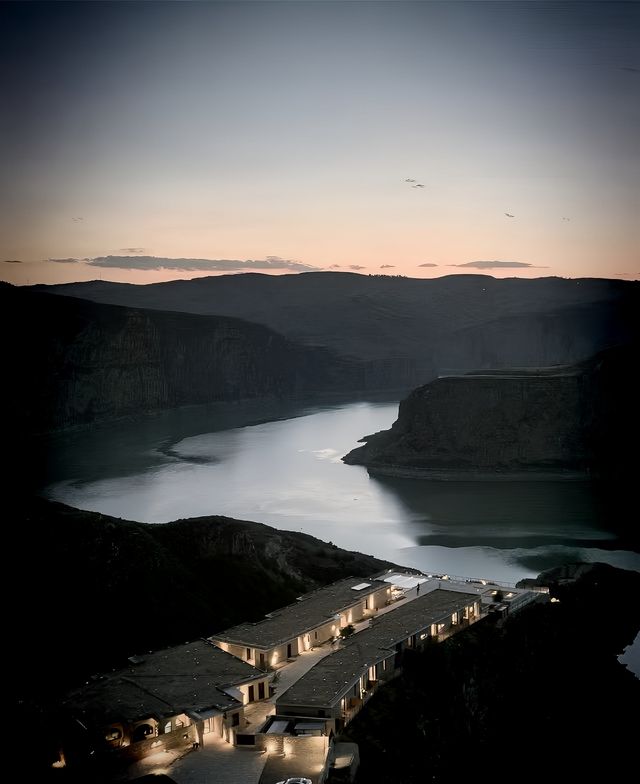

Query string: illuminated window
[163,721,172,734]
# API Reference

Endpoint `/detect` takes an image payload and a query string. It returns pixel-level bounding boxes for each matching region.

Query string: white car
[275,778,312,784]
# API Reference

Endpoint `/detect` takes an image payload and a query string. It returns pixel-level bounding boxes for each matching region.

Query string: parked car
[275,778,312,784]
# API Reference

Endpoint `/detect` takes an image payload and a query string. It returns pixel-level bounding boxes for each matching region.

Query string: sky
[1,0,638,286]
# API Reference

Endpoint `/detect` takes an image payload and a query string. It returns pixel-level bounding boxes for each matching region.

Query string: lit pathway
[244,643,337,729]
[167,734,268,784]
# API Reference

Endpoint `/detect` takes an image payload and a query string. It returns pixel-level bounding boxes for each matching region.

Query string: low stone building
[57,639,270,768]
[275,589,481,731]
[210,576,391,669]
[52,572,541,778]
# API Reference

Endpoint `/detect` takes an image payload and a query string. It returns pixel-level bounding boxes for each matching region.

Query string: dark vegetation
[11,497,397,780]
[9,497,396,703]
[342,563,640,783]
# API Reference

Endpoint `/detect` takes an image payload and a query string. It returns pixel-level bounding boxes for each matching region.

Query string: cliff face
[2,285,362,434]
[430,300,636,372]
[8,276,638,434]
[344,345,637,478]
[37,273,640,391]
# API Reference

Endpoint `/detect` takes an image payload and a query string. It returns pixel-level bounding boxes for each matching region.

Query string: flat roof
[210,576,389,649]
[276,589,477,709]
[62,639,265,726]
[383,573,429,589]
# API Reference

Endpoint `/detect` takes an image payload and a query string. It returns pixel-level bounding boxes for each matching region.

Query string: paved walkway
[244,642,337,730]
[168,735,268,784]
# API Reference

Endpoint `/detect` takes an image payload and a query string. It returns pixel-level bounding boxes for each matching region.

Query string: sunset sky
[1,0,638,286]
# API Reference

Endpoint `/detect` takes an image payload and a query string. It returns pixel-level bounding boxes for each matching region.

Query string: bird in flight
[504,212,515,218]
[72,216,84,222]
[405,178,416,183]
[413,183,425,188]
[562,216,571,221]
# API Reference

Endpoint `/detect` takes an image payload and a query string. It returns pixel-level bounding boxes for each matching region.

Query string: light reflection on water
[44,400,639,584]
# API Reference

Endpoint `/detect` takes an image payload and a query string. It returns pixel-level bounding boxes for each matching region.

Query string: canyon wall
[344,345,636,479]
[2,285,362,433]
[37,273,640,392]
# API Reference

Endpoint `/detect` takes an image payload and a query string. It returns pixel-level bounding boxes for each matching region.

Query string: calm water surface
[43,400,639,584]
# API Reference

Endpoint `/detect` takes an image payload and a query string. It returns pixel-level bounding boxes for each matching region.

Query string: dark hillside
[8,497,396,700]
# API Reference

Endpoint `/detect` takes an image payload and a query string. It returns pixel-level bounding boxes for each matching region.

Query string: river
[41,398,639,585]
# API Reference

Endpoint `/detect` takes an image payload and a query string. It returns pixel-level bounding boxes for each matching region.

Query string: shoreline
[362,464,592,481]
[27,388,404,441]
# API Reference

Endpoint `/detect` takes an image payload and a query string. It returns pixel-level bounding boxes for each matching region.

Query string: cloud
[76,255,319,272]
[348,265,366,270]
[49,257,80,264]
[119,247,146,254]
[2,259,22,263]
[418,263,438,267]
[453,260,545,269]
[380,264,395,269]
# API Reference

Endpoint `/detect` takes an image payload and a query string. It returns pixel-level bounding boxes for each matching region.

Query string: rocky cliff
[2,284,363,434]
[343,345,637,479]
[36,273,640,391]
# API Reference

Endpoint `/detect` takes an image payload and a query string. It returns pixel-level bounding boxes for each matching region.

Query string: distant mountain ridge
[35,272,639,390]
[2,283,363,435]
